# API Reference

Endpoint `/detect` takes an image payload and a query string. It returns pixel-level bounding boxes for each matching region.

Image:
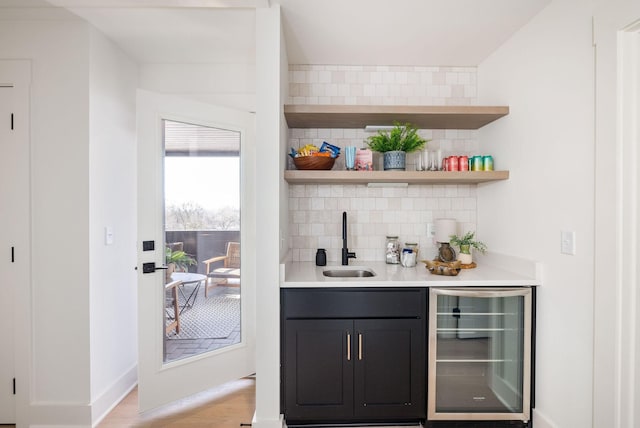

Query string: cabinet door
[354,318,425,419]
[284,319,354,421]
[428,287,532,422]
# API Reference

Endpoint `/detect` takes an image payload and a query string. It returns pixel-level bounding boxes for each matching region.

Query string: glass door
[163,119,242,363]
[428,287,532,422]
[137,90,255,412]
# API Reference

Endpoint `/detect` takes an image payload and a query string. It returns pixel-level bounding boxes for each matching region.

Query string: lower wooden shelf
[284,170,509,185]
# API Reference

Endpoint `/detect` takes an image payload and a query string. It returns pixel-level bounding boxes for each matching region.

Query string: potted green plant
[365,121,429,170]
[449,231,487,265]
[165,248,196,282]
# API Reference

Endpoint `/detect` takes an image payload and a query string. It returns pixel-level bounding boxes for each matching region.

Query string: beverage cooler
[427,287,534,425]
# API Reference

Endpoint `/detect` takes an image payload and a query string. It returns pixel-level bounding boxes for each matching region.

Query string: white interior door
[0,61,30,425]
[137,90,256,412]
[0,78,16,427]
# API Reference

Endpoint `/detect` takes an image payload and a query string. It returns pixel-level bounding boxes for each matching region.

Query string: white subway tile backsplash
[318,70,331,83]
[287,64,480,262]
[288,64,477,106]
[293,182,479,261]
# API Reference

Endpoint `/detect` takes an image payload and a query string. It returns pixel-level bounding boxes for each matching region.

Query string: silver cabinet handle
[347,332,351,361]
[358,333,363,360]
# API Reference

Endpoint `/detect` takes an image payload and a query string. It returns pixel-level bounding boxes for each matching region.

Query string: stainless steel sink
[323,267,376,278]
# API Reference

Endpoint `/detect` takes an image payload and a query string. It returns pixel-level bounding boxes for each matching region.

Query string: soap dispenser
[315,249,327,266]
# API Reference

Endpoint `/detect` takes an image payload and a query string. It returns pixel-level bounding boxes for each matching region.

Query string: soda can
[483,155,494,171]
[458,156,469,171]
[449,156,459,171]
[472,155,483,171]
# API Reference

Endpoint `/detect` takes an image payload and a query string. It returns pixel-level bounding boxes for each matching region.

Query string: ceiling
[1,0,551,66]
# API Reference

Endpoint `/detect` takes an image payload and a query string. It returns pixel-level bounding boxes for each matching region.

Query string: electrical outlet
[427,223,435,239]
[561,230,575,255]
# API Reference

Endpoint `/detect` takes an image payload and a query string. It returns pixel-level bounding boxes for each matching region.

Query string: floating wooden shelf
[283,170,509,185]
[283,105,509,129]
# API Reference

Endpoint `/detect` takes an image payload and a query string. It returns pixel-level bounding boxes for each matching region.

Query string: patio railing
[166,230,240,275]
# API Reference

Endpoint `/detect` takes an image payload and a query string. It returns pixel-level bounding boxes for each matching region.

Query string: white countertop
[281,252,542,288]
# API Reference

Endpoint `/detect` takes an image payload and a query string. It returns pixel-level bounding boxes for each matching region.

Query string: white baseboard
[26,402,92,428]
[91,364,138,427]
[533,408,557,428]
[252,412,285,428]
[21,365,137,428]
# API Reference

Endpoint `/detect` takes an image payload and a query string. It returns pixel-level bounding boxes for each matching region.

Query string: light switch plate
[561,230,575,255]
[105,226,114,245]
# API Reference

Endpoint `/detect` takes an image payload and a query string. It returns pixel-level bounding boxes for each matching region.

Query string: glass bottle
[385,236,400,264]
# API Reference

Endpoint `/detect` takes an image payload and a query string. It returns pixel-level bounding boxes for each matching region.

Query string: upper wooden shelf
[283,105,509,129]
[284,170,509,185]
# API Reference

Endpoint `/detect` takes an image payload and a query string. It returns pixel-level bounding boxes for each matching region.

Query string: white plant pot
[458,252,473,265]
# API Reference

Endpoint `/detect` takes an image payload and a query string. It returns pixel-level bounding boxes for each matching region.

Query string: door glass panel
[434,293,525,413]
[162,119,241,363]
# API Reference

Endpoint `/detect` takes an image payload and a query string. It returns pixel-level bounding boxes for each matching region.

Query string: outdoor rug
[167,286,240,340]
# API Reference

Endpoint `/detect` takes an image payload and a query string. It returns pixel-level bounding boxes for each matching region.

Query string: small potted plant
[165,248,196,282]
[365,121,429,170]
[449,231,487,265]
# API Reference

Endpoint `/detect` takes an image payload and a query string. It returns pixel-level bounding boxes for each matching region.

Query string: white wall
[254,5,286,428]
[0,9,94,425]
[477,0,595,426]
[139,63,256,112]
[0,8,140,427]
[88,27,138,425]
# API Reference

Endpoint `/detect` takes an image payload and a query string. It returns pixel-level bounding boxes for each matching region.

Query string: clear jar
[401,242,419,267]
[405,243,418,258]
[385,236,400,264]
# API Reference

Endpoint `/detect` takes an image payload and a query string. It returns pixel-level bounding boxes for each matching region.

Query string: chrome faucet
[341,211,357,265]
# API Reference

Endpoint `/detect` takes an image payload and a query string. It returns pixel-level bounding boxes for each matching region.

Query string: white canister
[434,218,457,243]
[401,249,417,267]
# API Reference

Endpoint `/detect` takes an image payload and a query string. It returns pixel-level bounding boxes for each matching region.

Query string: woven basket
[293,156,337,170]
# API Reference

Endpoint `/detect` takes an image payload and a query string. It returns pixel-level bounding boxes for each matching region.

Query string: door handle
[358,333,363,361]
[142,262,169,274]
[347,332,351,361]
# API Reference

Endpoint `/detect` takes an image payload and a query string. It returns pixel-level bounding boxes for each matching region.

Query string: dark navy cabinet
[281,288,426,425]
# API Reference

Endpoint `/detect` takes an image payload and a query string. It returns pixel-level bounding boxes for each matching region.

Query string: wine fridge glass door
[427,287,532,423]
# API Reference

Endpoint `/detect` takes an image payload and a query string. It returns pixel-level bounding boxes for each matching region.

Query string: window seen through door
[162,119,242,363]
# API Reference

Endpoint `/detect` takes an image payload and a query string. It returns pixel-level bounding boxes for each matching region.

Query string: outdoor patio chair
[202,241,240,297]
[165,279,182,335]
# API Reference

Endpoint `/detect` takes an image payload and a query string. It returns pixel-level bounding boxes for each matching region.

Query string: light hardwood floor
[98,376,256,428]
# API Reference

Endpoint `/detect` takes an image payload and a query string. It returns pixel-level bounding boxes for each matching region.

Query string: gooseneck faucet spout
[341,211,357,265]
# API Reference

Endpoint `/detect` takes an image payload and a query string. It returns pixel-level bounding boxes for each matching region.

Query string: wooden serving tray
[423,260,462,276]
[422,259,477,275]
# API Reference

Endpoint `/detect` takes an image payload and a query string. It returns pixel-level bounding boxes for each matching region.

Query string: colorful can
[459,156,469,171]
[448,156,459,171]
[472,155,483,171]
[483,155,494,171]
